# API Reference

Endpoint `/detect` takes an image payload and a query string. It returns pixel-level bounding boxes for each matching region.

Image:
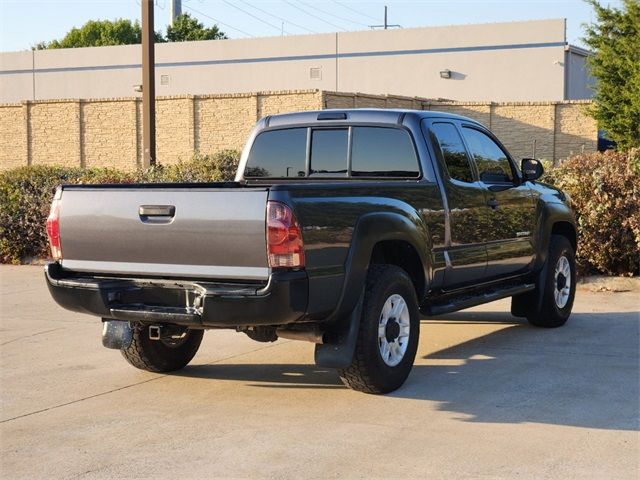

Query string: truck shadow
[179,309,639,431]
[400,309,639,431]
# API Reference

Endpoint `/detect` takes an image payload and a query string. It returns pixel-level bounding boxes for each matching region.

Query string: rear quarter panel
[269,182,446,319]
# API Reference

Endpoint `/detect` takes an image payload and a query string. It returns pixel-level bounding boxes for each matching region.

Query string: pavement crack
[1,327,66,346]
[0,376,165,424]
[0,338,292,424]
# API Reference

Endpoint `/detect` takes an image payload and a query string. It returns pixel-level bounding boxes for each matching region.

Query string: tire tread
[121,326,203,373]
[339,265,419,394]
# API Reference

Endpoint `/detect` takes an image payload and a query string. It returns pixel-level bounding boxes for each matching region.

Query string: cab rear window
[244,126,419,179]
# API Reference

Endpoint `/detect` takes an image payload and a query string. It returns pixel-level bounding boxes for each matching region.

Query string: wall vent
[309,67,322,80]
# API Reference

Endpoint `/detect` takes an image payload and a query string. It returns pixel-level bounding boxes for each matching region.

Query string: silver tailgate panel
[59,188,269,280]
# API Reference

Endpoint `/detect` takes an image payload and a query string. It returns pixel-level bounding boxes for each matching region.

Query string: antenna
[369,5,401,30]
[170,0,182,25]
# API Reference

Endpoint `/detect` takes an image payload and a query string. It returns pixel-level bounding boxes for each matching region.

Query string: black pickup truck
[45,109,577,394]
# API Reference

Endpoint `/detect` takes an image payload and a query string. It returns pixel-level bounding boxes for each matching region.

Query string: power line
[183,4,254,37]
[330,0,380,23]
[239,0,318,34]
[221,0,290,34]
[283,0,348,31]
[298,0,369,28]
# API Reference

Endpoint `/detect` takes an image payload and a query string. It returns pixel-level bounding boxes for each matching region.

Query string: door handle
[487,198,499,210]
[139,205,176,217]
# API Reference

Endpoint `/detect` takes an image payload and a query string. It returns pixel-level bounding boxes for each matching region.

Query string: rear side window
[245,128,306,178]
[310,129,348,176]
[462,127,514,183]
[430,123,474,183]
[351,127,419,177]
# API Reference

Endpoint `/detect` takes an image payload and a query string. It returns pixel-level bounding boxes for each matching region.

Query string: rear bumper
[45,262,308,327]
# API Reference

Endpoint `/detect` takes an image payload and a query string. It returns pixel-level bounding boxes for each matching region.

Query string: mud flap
[314,295,363,369]
[511,260,549,317]
[101,320,133,350]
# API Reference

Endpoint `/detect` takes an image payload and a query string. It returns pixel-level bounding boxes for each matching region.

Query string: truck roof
[264,108,484,129]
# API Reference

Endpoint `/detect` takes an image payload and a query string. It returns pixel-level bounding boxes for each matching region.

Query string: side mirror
[521,158,544,182]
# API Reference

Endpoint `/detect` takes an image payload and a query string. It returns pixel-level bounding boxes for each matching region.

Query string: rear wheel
[339,265,420,394]
[121,324,204,372]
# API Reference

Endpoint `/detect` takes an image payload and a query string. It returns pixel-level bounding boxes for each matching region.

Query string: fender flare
[315,211,430,368]
[533,202,577,272]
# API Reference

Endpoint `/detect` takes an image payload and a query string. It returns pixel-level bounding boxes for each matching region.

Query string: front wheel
[339,265,420,394]
[121,324,204,372]
[512,234,576,328]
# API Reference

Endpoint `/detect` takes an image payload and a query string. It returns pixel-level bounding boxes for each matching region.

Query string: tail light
[267,201,304,268]
[46,188,62,261]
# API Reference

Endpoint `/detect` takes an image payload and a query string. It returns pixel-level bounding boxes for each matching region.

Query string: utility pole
[369,5,401,30]
[170,0,182,25]
[141,0,156,167]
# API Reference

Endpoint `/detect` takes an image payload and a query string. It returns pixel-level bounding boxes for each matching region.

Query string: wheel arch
[551,221,577,252]
[323,211,431,325]
[370,239,425,302]
[533,202,577,271]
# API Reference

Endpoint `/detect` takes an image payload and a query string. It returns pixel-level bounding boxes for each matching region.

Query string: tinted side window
[310,129,348,176]
[245,128,306,178]
[351,127,419,177]
[462,127,514,183]
[430,123,474,183]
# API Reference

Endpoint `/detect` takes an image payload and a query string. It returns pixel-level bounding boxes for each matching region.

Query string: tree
[36,19,145,49]
[35,13,225,50]
[583,0,640,150]
[165,13,227,42]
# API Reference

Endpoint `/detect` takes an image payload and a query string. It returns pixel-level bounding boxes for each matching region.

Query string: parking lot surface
[1,265,638,479]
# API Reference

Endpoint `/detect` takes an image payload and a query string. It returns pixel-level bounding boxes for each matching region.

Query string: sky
[0,0,625,52]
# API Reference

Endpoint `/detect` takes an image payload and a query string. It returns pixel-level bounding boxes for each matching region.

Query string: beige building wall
[1,19,589,104]
[0,89,596,171]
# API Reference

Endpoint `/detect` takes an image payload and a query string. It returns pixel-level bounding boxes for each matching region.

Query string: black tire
[339,265,420,394]
[512,234,576,328]
[121,324,204,372]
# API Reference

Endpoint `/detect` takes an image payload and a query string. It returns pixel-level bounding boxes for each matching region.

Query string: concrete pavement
[1,265,638,479]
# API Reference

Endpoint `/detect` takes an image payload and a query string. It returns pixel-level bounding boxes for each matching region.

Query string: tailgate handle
[139,205,176,217]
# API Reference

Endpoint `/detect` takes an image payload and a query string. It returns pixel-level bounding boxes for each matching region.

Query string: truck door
[425,120,488,288]
[460,125,537,279]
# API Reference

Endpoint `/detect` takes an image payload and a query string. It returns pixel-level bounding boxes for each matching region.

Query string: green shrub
[544,149,640,276]
[137,150,240,183]
[2,149,638,277]
[0,151,240,263]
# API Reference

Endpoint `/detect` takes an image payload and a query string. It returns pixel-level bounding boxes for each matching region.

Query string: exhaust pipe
[276,328,325,344]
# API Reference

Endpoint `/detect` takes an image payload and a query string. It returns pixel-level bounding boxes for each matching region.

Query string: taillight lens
[267,201,304,268]
[46,188,62,261]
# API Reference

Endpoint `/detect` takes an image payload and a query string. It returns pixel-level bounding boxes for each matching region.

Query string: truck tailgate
[59,187,269,280]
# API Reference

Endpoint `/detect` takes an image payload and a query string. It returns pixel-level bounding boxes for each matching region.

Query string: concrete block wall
[156,97,193,165]
[0,104,25,169]
[0,90,596,171]
[29,100,81,167]
[0,90,323,170]
[83,99,137,169]
[554,103,598,159]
